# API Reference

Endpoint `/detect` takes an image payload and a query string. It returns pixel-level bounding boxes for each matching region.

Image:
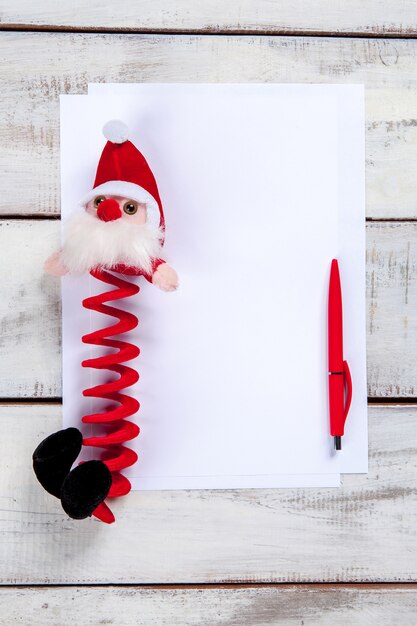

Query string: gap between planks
[0,24,417,39]
[1,398,416,406]
[3,215,417,223]
[1,582,416,589]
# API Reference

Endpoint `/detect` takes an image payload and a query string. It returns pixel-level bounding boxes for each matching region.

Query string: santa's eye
[123,201,138,215]
[94,196,106,207]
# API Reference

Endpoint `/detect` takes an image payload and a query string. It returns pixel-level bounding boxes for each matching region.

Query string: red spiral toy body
[81,267,141,524]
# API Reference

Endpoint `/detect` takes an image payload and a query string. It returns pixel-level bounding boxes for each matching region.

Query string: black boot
[32,427,83,498]
[61,460,112,520]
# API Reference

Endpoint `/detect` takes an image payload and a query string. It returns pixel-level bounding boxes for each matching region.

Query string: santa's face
[86,195,148,225]
[60,194,163,275]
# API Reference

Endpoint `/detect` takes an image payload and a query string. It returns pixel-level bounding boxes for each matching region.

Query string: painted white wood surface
[1,0,417,35]
[1,585,416,626]
[366,222,417,397]
[1,33,417,218]
[0,16,415,617]
[0,220,61,398]
[0,403,415,584]
[0,220,414,399]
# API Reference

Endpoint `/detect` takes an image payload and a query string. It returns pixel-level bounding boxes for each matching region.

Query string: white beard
[61,209,164,275]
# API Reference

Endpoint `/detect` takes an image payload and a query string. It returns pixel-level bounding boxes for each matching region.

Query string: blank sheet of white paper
[60,84,366,490]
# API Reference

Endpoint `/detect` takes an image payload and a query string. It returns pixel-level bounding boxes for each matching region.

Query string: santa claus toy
[32,120,179,524]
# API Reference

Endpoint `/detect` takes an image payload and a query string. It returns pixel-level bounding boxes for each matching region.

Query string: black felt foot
[32,427,83,498]
[61,460,112,520]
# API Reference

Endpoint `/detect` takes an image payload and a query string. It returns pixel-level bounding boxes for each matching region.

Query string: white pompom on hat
[102,120,129,144]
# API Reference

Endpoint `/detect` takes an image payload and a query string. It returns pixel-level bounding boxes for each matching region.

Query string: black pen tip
[334,436,342,451]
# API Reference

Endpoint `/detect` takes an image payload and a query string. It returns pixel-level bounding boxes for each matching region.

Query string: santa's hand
[44,250,69,277]
[152,263,179,292]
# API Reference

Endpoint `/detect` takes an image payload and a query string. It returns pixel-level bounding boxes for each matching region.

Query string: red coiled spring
[81,267,141,524]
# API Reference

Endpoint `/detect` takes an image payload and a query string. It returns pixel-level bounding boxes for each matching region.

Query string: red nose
[97,199,122,222]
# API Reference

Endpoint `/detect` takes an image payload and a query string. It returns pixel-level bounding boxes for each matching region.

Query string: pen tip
[334,436,342,451]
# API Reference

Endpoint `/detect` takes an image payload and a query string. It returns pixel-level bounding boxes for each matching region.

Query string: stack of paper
[60,84,367,489]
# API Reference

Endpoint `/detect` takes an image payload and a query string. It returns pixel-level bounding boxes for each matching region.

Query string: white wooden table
[0,2,416,623]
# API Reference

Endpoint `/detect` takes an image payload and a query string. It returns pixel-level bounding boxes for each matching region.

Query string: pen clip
[343,360,352,423]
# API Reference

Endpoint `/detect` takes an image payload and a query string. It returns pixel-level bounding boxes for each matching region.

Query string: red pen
[328,259,352,450]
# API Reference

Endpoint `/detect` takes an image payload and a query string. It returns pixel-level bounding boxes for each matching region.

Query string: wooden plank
[1,585,417,625]
[1,0,417,36]
[0,219,414,399]
[367,222,417,397]
[0,220,61,398]
[0,32,417,218]
[0,403,415,584]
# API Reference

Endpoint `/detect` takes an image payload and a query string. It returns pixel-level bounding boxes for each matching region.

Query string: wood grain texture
[1,33,417,218]
[0,403,415,584]
[1,585,417,625]
[0,219,414,399]
[0,220,61,398]
[0,4,414,613]
[367,222,417,397]
[1,0,417,36]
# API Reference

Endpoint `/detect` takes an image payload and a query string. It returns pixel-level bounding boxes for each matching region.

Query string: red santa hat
[81,120,164,229]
